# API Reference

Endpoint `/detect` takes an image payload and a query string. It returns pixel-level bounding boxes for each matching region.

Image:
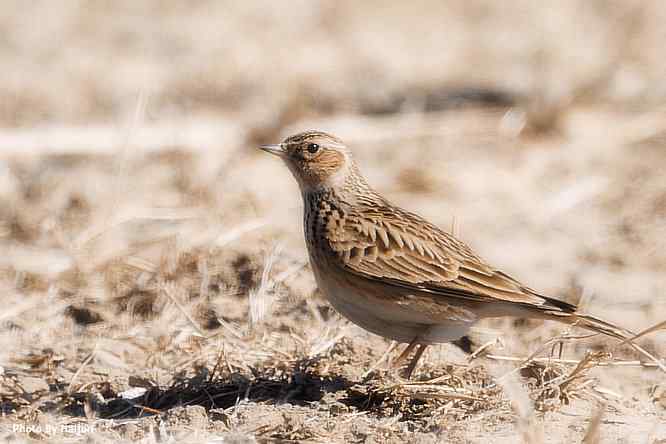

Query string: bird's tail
[547,310,634,340]
[570,313,635,340]
[545,310,666,372]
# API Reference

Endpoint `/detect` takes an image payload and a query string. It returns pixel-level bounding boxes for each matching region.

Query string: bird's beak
[259,144,286,157]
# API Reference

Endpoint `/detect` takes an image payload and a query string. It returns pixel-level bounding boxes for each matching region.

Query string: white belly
[312,262,474,344]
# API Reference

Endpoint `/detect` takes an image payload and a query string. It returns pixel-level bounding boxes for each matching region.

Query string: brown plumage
[260,130,634,378]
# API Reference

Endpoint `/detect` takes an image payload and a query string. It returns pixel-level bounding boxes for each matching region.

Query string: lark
[260,130,633,378]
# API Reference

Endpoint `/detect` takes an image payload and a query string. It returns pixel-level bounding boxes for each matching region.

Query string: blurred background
[1,1,665,442]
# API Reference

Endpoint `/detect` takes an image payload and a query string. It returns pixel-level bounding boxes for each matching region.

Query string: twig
[468,337,502,361]
[485,354,661,368]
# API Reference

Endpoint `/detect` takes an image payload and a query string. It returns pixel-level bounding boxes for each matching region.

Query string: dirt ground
[1,1,665,442]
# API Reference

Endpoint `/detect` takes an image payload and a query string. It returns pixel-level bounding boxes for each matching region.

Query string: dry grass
[1,1,666,442]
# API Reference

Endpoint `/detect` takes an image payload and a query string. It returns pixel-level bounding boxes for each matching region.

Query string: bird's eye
[306,143,320,154]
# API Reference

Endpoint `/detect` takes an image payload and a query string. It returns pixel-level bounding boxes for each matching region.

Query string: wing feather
[327,205,573,312]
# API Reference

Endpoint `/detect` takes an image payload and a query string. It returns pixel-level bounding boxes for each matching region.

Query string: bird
[259,130,635,378]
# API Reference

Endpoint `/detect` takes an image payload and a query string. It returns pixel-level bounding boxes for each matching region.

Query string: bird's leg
[404,344,427,379]
[392,338,419,369]
[392,338,428,379]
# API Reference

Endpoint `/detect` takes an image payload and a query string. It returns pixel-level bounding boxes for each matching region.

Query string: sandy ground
[1,1,665,442]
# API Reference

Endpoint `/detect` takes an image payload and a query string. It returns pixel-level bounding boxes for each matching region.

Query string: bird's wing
[327,205,576,313]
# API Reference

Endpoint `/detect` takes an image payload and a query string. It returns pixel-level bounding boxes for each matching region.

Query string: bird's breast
[303,192,346,260]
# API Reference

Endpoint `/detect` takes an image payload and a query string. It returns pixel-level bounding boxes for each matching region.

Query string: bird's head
[260,131,354,192]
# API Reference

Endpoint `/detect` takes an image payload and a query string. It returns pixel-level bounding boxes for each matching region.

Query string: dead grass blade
[67,342,99,394]
[581,403,606,444]
[622,320,666,344]
[248,244,283,328]
[161,281,207,337]
[558,351,608,395]
[611,320,666,373]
